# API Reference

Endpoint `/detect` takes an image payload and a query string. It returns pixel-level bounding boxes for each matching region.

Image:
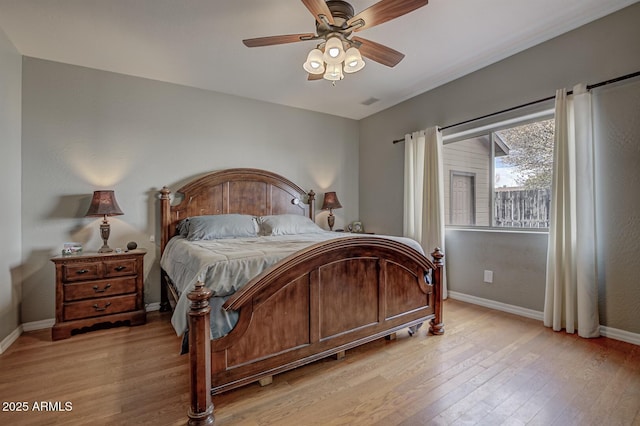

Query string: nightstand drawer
[63,263,101,282]
[103,259,137,278]
[63,277,137,302]
[63,294,138,321]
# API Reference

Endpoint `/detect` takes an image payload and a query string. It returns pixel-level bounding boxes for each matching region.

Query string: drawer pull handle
[92,283,112,293]
[93,302,112,312]
[76,269,89,275]
[114,266,126,272]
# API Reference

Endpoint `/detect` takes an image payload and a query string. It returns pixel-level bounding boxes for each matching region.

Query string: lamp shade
[85,190,124,217]
[323,36,345,64]
[343,47,365,73]
[323,63,344,81]
[303,48,325,74]
[321,192,342,210]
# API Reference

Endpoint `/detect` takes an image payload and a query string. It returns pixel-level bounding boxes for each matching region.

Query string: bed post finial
[307,190,316,220]
[187,281,215,426]
[429,247,445,336]
[431,247,443,267]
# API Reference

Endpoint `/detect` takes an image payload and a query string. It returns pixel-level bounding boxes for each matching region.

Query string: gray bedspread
[161,232,424,338]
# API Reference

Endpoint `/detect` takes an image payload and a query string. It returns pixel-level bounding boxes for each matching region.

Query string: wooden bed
[159,168,444,425]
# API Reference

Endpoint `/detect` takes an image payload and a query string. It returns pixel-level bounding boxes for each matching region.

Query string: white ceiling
[0,0,636,120]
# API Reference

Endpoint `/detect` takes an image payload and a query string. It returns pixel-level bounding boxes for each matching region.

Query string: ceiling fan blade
[243,33,315,47]
[307,73,324,81]
[352,36,405,67]
[301,0,335,25]
[348,0,428,32]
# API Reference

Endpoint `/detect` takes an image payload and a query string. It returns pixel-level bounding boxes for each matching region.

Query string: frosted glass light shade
[303,48,325,74]
[343,47,365,73]
[323,37,345,64]
[323,62,344,81]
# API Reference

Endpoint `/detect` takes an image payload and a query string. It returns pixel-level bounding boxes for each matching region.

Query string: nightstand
[51,249,147,340]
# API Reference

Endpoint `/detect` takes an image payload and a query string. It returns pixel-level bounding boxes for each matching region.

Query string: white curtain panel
[544,84,599,337]
[403,127,447,298]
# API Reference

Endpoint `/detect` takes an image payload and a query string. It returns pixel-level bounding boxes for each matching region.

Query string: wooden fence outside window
[494,188,550,228]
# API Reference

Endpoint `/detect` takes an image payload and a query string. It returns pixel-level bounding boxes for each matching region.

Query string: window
[443,113,554,229]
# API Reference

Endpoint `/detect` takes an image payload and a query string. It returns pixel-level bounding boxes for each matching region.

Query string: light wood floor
[1,299,638,426]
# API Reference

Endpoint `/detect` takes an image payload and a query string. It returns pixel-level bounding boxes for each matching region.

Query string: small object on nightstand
[51,249,147,340]
[126,241,138,251]
[348,221,364,233]
[62,242,83,256]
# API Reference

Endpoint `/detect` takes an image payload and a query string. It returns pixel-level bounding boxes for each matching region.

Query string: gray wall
[20,58,359,324]
[593,79,640,332]
[359,3,640,333]
[0,27,22,344]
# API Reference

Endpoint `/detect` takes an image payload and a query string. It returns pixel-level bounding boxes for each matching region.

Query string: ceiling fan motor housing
[316,0,355,35]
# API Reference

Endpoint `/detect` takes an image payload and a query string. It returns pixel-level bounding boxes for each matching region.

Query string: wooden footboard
[186,237,444,425]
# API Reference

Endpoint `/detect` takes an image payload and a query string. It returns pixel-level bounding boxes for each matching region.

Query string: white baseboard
[0,318,56,353]
[0,326,23,354]
[22,318,55,332]
[600,325,640,346]
[1,303,163,354]
[145,302,161,312]
[448,291,544,321]
[447,290,640,346]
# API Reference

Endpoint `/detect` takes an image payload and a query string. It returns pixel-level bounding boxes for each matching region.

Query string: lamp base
[327,212,335,231]
[99,220,113,253]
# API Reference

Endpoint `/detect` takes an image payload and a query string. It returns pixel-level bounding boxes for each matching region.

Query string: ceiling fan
[242,0,429,81]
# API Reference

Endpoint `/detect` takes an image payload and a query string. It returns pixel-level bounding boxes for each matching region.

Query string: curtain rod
[392,70,640,144]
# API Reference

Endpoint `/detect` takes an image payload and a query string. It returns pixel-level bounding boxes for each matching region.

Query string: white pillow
[259,214,324,236]
[183,214,259,241]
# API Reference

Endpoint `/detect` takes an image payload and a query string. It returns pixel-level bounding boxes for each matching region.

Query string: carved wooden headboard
[159,168,316,253]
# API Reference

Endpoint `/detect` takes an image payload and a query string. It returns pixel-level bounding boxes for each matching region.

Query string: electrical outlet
[483,270,493,283]
[149,235,155,243]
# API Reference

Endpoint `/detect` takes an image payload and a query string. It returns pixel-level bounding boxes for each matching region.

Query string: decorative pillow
[176,218,190,237]
[259,214,324,236]
[184,214,259,241]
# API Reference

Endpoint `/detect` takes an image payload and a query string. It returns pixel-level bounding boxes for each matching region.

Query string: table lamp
[85,190,124,253]
[321,191,342,231]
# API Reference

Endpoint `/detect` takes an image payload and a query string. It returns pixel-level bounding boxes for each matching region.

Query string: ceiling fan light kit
[303,36,365,80]
[243,0,429,82]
